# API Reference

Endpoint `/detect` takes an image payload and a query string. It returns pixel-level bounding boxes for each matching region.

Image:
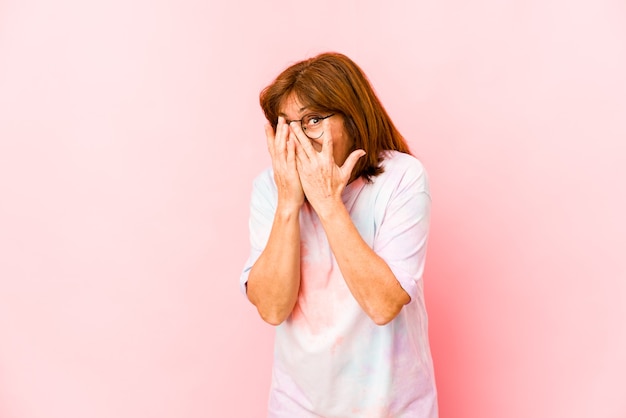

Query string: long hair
[259,52,411,181]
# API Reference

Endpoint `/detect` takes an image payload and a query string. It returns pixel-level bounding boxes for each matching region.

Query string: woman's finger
[285,125,296,162]
[321,118,334,160]
[264,123,276,158]
[341,149,366,181]
[291,130,308,167]
[275,117,287,159]
[286,136,296,167]
[274,116,285,149]
[289,121,315,160]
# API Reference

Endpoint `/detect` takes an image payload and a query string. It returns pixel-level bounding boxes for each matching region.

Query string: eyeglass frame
[285,113,335,140]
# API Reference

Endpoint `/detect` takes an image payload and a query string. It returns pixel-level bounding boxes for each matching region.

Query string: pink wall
[1,1,624,417]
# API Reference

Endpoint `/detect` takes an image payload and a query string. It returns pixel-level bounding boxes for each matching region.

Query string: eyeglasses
[286,113,335,139]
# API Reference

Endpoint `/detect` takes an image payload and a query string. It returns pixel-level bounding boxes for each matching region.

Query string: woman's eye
[306,117,321,126]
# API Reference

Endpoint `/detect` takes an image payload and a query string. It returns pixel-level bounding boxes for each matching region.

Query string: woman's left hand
[289,119,365,217]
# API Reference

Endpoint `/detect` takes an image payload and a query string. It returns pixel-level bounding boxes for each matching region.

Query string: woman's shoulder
[252,167,276,187]
[249,168,278,202]
[379,150,428,180]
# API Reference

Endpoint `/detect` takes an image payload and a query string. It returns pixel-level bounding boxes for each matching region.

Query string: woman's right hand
[265,116,304,211]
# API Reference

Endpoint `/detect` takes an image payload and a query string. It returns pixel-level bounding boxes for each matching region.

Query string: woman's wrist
[276,199,303,219]
[313,196,346,222]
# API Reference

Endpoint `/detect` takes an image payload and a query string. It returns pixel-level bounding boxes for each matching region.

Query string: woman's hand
[290,119,365,217]
[266,117,304,211]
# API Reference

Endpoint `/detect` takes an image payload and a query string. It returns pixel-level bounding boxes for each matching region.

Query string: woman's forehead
[278,94,308,115]
[278,92,326,117]
[279,92,304,110]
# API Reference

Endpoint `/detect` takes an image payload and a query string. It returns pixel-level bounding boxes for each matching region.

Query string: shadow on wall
[425,206,489,418]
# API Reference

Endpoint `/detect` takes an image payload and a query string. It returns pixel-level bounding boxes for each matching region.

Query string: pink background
[1,0,625,417]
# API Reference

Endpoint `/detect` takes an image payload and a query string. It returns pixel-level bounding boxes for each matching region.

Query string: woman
[240,52,438,418]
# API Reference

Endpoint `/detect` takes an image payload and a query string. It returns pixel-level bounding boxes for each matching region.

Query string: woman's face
[278,93,354,167]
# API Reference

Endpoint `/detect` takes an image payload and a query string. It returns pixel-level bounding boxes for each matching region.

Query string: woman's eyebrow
[278,107,310,118]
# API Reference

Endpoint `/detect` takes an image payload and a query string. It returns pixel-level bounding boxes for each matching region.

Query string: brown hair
[259,52,411,181]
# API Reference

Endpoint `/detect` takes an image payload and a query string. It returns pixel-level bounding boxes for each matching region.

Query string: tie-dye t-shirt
[241,151,438,418]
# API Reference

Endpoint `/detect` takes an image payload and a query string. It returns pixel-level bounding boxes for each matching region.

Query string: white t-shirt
[241,150,438,418]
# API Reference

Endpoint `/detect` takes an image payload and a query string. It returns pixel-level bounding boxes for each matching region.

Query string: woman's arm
[292,119,417,325]
[246,204,301,325]
[246,118,304,325]
[315,202,410,325]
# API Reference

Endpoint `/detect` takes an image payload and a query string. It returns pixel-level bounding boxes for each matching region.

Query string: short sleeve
[239,169,277,296]
[373,158,431,303]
